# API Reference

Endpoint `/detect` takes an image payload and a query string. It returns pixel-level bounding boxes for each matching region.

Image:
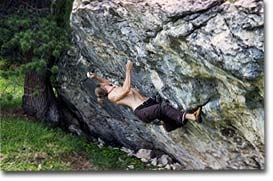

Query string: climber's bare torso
[104,84,148,110]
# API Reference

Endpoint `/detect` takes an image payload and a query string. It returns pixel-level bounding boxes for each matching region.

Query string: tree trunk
[22,69,60,126]
[16,0,69,125]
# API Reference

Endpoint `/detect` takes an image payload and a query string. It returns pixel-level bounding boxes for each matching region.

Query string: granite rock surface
[57,0,264,170]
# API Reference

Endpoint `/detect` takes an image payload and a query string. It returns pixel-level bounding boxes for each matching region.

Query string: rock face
[57,0,264,170]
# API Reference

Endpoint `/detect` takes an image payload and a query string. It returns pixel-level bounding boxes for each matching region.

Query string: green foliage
[20,58,47,73]
[0,14,70,62]
[0,57,9,70]
[50,65,59,88]
[50,65,59,75]
[0,116,153,171]
[52,0,74,28]
[0,4,72,86]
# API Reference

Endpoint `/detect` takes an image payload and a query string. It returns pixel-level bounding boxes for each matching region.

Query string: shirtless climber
[87,60,202,132]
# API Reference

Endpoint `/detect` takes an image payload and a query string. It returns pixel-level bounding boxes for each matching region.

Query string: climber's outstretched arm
[87,72,111,84]
[109,60,133,102]
[122,60,133,92]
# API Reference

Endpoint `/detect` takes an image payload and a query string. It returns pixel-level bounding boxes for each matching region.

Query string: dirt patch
[59,151,95,171]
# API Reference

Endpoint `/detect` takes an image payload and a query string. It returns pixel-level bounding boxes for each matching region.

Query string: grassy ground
[0,74,153,171]
[1,116,151,171]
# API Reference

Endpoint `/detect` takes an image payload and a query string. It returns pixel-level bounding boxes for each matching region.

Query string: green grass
[1,116,151,171]
[0,67,153,171]
[0,73,24,109]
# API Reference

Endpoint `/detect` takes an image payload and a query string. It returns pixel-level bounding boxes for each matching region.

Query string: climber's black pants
[134,98,187,132]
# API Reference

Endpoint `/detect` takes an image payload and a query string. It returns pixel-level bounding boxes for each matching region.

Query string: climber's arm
[122,60,133,92]
[87,72,111,84]
[108,60,133,102]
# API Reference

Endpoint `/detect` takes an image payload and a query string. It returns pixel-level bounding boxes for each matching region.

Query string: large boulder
[57,0,264,170]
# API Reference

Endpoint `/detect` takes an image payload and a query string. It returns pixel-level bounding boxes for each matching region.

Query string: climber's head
[95,85,108,104]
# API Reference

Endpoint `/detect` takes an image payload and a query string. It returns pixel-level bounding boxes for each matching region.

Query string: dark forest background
[0,0,73,125]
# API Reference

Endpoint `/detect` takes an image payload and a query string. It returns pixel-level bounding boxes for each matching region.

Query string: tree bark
[22,69,60,126]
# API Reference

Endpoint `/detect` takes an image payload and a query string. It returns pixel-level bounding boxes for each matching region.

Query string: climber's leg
[160,101,203,124]
[185,113,195,121]
[160,101,187,126]
[134,98,161,123]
